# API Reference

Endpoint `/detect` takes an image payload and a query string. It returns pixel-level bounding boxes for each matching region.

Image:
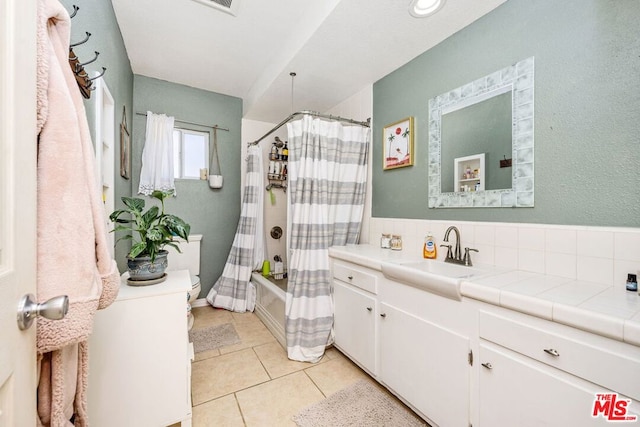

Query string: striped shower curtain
[286,114,370,362]
[206,145,265,312]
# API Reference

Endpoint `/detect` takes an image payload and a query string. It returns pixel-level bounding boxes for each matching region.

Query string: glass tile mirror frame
[428,57,535,208]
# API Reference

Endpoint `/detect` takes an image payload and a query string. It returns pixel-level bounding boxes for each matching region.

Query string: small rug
[293,379,428,427]
[188,323,241,353]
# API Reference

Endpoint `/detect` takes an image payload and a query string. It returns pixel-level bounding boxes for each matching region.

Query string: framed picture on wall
[382,117,414,170]
[120,106,130,179]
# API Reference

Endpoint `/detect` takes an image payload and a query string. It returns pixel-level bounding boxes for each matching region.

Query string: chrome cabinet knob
[17,293,69,330]
[543,348,560,357]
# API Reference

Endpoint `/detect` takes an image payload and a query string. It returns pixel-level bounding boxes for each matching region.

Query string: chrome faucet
[442,226,462,264]
[441,226,479,266]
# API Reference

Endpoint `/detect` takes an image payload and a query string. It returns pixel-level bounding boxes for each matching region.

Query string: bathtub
[252,272,286,348]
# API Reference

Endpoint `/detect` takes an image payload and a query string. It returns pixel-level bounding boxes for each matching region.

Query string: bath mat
[188,323,240,353]
[293,379,428,427]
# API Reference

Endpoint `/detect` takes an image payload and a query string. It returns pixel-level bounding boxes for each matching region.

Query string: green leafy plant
[109,190,191,262]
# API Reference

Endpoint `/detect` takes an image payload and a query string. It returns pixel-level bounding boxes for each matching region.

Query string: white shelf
[93,76,115,256]
[454,153,485,192]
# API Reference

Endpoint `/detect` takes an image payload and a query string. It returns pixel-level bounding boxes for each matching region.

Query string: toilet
[166,234,202,330]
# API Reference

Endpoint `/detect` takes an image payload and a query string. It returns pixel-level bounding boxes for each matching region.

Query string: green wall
[132,75,243,297]
[441,92,512,192]
[373,0,640,227]
[60,0,134,267]
[61,2,243,294]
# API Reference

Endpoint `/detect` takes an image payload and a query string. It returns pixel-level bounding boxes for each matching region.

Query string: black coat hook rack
[70,31,91,47]
[75,51,99,73]
[67,6,106,99]
[87,67,107,83]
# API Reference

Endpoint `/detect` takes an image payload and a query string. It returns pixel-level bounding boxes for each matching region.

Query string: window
[173,128,209,179]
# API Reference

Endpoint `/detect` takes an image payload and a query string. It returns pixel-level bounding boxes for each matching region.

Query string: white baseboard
[191,298,209,308]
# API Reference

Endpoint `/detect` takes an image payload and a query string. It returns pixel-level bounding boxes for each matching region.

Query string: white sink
[380,259,498,301]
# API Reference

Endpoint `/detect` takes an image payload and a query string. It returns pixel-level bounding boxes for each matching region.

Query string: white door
[379,302,470,427]
[0,0,39,425]
[333,280,377,375]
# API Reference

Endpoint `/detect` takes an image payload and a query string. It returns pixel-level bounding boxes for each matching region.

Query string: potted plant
[110,190,191,283]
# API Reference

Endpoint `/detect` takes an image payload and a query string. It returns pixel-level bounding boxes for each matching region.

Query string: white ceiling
[111,0,508,124]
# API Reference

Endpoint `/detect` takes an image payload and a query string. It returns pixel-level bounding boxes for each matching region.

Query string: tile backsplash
[368,217,640,288]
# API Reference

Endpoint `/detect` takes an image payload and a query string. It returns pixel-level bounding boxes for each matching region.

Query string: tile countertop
[329,244,640,347]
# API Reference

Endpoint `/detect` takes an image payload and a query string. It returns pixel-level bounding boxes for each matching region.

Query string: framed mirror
[428,57,534,208]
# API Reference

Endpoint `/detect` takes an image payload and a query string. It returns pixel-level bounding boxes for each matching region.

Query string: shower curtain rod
[248,110,370,146]
[135,111,229,132]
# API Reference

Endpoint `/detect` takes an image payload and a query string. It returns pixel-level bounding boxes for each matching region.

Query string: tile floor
[188,305,415,426]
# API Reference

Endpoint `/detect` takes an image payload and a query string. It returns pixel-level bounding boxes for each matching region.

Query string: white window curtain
[138,111,176,195]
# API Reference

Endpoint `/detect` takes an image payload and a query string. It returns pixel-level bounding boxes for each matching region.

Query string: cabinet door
[379,303,470,427]
[88,289,191,426]
[479,341,640,426]
[333,280,377,374]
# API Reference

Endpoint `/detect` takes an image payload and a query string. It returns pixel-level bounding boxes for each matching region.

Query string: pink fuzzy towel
[36,0,120,425]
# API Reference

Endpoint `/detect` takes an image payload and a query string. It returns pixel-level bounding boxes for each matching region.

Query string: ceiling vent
[190,0,240,16]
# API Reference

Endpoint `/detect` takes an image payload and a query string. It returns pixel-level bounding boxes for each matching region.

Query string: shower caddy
[267,138,288,191]
[251,111,370,194]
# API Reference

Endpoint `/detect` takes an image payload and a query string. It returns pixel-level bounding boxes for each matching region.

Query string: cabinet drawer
[479,311,640,401]
[332,262,377,294]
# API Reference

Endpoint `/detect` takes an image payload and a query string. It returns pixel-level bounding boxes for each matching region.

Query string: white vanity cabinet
[378,302,470,427]
[331,259,472,426]
[87,270,193,427]
[330,246,640,426]
[479,341,622,426]
[332,262,378,375]
[477,309,640,426]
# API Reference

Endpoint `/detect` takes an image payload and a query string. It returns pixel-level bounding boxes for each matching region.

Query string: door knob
[17,294,69,330]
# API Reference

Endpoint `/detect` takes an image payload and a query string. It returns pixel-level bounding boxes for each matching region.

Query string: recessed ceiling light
[409,0,445,18]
